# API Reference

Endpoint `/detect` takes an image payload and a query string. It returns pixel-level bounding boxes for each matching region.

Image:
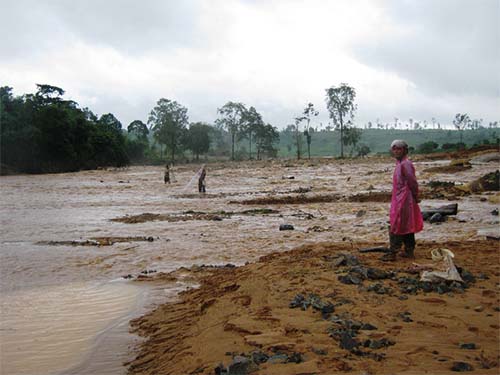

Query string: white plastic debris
[420,248,464,283]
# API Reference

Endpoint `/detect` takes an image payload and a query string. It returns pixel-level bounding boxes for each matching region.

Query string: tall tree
[325,83,357,158]
[185,122,212,161]
[452,113,471,146]
[128,120,149,142]
[292,117,304,160]
[342,125,362,156]
[255,123,279,160]
[126,120,149,162]
[148,98,188,163]
[215,101,246,160]
[302,103,319,159]
[241,106,263,160]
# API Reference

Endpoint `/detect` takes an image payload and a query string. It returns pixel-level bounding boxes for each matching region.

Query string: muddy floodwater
[1,157,498,374]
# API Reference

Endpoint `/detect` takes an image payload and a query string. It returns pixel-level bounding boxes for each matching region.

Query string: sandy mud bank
[127,239,499,375]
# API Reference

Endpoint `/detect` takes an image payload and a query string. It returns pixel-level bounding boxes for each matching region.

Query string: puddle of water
[0,281,143,375]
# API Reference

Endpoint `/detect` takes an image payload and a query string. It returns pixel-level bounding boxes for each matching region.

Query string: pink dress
[390,157,424,235]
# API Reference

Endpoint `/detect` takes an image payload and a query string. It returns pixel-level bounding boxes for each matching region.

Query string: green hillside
[276,128,499,158]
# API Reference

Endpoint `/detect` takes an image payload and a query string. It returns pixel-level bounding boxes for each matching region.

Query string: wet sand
[128,239,499,375]
[0,150,498,374]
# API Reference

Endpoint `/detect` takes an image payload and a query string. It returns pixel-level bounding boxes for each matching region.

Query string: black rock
[267,354,288,364]
[287,352,303,363]
[397,312,413,322]
[289,294,306,309]
[458,268,476,284]
[364,338,395,349]
[227,356,254,375]
[251,351,269,364]
[312,348,327,355]
[491,208,499,216]
[331,253,360,267]
[279,224,294,231]
[214,363,226,375]
[429,213,446,223]
[459,343,477,350]
[366,267,392,280]
[338,274,363,285]
[339,332,359,350]
[360,323,378,330]
[451,361,473,372]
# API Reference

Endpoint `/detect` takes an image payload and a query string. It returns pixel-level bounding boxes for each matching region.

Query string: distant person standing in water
[381,140,423,261]
[164,164,170,184]
[198,166,206,193]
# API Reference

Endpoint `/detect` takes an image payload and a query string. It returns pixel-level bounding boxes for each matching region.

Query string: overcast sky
[1,0,499,129]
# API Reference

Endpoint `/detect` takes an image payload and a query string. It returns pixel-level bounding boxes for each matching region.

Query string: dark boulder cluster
[333,252,477,297]
[289,293,335,319]
[289,292,393,361]
[397,267,476,295]
[338,265,394,286]
[327,313,393,360]
[214,350,303,374]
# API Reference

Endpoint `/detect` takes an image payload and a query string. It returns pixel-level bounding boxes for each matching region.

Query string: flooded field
[1,155,498,374]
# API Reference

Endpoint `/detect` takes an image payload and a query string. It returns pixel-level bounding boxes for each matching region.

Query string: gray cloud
[1,0,498,129]
[1,0,202,59]
[351,0,499,97]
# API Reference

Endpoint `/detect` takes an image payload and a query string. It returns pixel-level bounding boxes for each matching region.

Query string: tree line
[1,83,498,174]
[0,84,280,174]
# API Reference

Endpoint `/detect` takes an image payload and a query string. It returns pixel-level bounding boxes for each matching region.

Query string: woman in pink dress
[382,140,424,261]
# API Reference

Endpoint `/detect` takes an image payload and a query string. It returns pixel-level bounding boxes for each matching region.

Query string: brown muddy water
[1,157,498,374]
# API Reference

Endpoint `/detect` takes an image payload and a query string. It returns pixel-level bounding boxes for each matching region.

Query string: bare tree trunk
[340,115,344,158]
[231,132,235,160]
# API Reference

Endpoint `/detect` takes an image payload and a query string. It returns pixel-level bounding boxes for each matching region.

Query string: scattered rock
[429,212,446,223]
[451,361,474,372]
[279,224,294,231]
[339,332,359,350]
[326,253,360,267]
[356,210,366,217]
[140,269,157,275]
[422,203,458,221]
[338,274,363,285]
[363,338,395,350]
[251,351,269,364]
[367,283,392,295]
[397,311,413,323]
[459,343,477,350]
[227,355,256,375]
[289,293,335,318]
[267,354,288,364]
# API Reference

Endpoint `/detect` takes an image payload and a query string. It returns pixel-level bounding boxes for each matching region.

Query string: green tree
[216,101,246,160]
[417,141,439,154]
[241,106,263,160]
[325,83,357,158]
[452,113,470,147]
[185,122,212,160]
[357,144,371,157]
[1,84,130,173]
[148,98,189,163]
[126,120,149,162]
[255,123,279,159]
[127,120,149,142]
[342,125,362,156]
